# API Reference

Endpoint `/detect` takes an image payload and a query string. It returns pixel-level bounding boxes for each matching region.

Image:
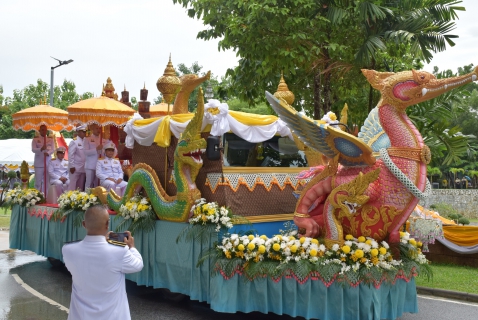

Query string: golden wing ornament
[266,91,375,167]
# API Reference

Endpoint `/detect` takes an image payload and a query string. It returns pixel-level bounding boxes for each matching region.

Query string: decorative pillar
[138,83,151,119]
[120,85,132,107]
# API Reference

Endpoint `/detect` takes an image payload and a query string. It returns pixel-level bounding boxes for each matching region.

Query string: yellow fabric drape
[153,114,194,147]
[134,117,163,127]
[443,225,478,247]
[229,111,278,126]
[133,111,280,147]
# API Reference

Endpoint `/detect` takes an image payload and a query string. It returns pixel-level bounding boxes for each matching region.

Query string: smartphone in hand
[109,232,128,242]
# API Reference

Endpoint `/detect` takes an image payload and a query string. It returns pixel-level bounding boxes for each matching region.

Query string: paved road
[1,249,478,320]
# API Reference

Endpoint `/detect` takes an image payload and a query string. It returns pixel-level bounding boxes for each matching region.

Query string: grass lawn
[415,263,478,294]
[0,208,11,229]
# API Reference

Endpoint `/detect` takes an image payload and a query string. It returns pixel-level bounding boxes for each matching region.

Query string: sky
[1,0,477,102]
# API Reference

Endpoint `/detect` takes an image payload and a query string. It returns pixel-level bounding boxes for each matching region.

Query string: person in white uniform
[68,125,87,191]
[62,205,143,320]
[96,141,127,196]
[31,124,54,192]
[84,123,115,189]
[48,146,69,192]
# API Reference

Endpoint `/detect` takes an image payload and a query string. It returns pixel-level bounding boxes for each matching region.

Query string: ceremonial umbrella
[67,95,135,128]
[67,95,135,180]
[12,103,73,132]
[12,102,74,196]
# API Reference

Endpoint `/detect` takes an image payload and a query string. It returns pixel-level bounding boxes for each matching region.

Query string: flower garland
[116,195,156,234]
[208,231,431,286]
[4,188,45,208]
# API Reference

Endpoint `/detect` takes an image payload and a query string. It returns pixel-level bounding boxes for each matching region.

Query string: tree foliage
[0,79,93,139]
[173,0,464,120]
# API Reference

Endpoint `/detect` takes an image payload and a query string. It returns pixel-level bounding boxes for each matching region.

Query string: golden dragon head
[330,168,381,216]
[362,66,478,109]
[174,87,207,180]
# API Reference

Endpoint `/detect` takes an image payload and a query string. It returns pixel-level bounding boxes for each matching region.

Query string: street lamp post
[204,84,214,101]
[49,57,73,106]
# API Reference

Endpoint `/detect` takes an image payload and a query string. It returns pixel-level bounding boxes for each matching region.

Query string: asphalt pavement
[1,229,478,319]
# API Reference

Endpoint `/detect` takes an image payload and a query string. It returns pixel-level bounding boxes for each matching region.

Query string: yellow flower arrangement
[116,194,156,234]
[212,231,430,285]
[4,187,45,208]
[189,198,235,232]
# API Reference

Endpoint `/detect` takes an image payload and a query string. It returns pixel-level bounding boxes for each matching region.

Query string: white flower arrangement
[53,190,101,225]
[116,195,156,234]
[214,231,429,284]
[189,198,234,232]
[4,188,45,208]
[321,111,339,125]
[56,190,100,214]
[118,195,152,221]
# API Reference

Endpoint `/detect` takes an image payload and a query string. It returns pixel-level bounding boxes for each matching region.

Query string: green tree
[408,64,478,167]
[173,0,464,119]
[0,80,93,139]
[175,61,221,111]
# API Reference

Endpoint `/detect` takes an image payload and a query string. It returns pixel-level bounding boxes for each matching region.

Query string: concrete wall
[420,189,478,213]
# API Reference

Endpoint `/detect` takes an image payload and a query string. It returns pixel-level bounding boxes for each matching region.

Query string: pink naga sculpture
[266,66,478,248]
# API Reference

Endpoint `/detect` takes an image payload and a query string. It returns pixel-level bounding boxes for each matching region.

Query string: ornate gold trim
[294,212,311,218]
[235,213,295,223]
[377,145,431,164]
[222,167,306,174]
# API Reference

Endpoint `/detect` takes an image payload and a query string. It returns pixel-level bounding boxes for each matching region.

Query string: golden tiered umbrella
[149,100,171,118]
[67,94,135,127]
[12,100,74,197]
[13,102,74,132]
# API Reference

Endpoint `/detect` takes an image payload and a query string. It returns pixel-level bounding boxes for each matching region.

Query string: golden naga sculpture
[20,160,30,189]
[266,66,478,248]
[172,71,211,114]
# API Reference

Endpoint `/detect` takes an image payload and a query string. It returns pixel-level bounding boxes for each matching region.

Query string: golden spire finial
[163,53,177,77]
[274,71,295,105]
[143,82,146,89]
[156,54,182,104]
[124,84,126,91]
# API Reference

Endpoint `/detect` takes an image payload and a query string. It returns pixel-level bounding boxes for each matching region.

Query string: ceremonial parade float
[8,58,478,319]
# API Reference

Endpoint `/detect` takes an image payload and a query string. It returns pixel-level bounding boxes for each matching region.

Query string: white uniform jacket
[48,158,69,181]
[31,136,54,168]
[62,235,143,320]
[96,157,124,181]
[68,137,86,173]
[83,135,113,170]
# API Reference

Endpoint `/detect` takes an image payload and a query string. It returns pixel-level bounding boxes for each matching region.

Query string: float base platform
[9,205,418,320]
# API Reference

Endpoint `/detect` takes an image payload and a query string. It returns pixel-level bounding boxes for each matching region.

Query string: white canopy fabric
[0,138,72,166]
[124,100,293,149]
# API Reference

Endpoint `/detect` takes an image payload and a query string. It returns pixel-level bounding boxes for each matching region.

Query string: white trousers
[68,171,86,191]
[85,169,98,190]
[51,179,70,193]
[34,167,49,193]
[100,180,127,197]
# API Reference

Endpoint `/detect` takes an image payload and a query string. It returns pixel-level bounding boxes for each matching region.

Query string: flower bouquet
[207,231,431,286]
[115,195,156,234]
[53,190,101,225]
[3,188,45,208]
[177,198,250,244]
